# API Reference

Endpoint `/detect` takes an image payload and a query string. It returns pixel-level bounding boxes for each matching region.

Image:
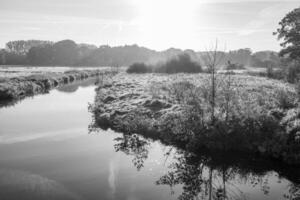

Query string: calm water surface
[0,79,299,200]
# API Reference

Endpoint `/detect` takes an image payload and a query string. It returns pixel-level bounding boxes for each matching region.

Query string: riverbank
[0,68,115,103]
[90,72,300,165]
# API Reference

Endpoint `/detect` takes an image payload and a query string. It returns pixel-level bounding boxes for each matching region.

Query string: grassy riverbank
[0,68,115,103]
[90,72,300,165]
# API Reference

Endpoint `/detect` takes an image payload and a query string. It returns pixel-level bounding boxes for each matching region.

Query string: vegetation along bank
[0,69,115,103]
[90,72,300,165]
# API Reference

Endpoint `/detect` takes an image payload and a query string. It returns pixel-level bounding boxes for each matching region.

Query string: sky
[0,0,299,52]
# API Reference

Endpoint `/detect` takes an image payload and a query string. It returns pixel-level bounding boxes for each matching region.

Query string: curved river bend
[0,79,299,200]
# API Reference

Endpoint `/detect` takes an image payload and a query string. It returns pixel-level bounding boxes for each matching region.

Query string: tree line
[1,6,299,68]
[0,39,281,67]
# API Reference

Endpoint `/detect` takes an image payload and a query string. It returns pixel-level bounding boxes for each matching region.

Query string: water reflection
[0,78,98,108]
[114,134,150,171]
[1,76,300,200]
[57,78,98,93]
[107,132,300,200]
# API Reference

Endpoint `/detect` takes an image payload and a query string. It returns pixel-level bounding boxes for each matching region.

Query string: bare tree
[201,40,226,125]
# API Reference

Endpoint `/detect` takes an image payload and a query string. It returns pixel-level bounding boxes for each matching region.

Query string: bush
[155,54,202,73]
[285,62,300,83]
[126,63,150,73]
[275,88,296,109]
[266,65,274,78]
[127,54,202,74]
[226,62,245,70]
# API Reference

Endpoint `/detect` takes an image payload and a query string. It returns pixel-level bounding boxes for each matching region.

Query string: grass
[0,68,112,103]
[91,72,300,165]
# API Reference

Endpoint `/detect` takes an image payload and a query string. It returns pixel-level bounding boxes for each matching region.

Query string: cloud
[0,0,138,21]
[238,2,296,36]
[21,26,41,31]
[238,29,268,36]
[199,0,300,3]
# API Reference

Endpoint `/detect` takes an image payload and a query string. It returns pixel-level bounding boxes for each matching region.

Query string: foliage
[251,51,280,68]
[114,134,150,171]
[52,40,79,66]
[274,6,300,60]
[0,39,284,69]
[126,63,150,73]
[285,61,300,83]
[126,54,202,74]
[5,40,52,55]
[226,61,245,70]
[1,52,27,65]
[154,53,202,73]
[27,44,55,65]
[274,88,296,109]
[91,72,300,164]
[274,6,300,82]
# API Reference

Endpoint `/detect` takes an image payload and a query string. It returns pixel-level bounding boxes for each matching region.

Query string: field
[91,72,300,165]
[1,66,300,165]
[0,66,116,104]
[0,66,111,78]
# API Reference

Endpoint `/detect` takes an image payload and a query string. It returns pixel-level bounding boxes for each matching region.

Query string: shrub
[274,88,296,109]
[266,65,274,78]
[126,63,150,73]
[295,81,300,101]
[285,62,300,83]
[127,54,202,74]
[226,62,245,70]
[154,54,202,73]
[166,81,196,103]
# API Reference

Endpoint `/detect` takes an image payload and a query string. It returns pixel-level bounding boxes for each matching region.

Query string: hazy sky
[0,0,299,51]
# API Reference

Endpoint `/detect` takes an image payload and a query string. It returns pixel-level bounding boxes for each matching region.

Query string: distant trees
[127,53,202,74]
[76,43,97,65]
[250,51,280,68]
[226,61,245,70]
[274,6,300,60]
[127,63,150,73]
[52,40,78,66]
[0,49,6,65]
[27,44,54,65]
[0,39,283,67]
[82,44,156,66]
[227,48,252,66]
[156,53,202,73]
[26,40,79,66]
[6,40,52,55]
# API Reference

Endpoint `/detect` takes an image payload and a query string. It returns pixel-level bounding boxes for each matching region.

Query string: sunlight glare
[131,0,203,50]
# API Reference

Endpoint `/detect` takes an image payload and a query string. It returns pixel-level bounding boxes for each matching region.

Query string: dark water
[0,79,299,200]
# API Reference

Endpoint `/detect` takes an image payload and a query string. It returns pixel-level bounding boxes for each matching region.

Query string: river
[0,78,299,200]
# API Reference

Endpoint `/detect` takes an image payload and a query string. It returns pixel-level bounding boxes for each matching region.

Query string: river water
[0,78,299,200]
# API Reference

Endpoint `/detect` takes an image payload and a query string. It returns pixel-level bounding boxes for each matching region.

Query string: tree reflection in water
[113,134,150,171]
[91,129,300,200]
[155,150,300,200]
[156,151,254,200]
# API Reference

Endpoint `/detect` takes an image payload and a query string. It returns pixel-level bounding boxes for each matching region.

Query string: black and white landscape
[0,0,300,200]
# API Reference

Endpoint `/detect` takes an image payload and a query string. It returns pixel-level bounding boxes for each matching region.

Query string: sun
[130,0,202,50]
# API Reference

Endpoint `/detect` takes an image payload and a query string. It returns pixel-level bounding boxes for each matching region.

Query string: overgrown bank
[0,69,114,103]
[90,73,300,165]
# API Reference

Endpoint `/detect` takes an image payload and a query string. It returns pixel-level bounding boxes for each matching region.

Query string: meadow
[0,66,116,104]
[90,71,300,165]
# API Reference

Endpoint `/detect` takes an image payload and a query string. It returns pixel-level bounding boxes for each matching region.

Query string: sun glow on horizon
[0,0,299,51]
[130,0,205,50]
